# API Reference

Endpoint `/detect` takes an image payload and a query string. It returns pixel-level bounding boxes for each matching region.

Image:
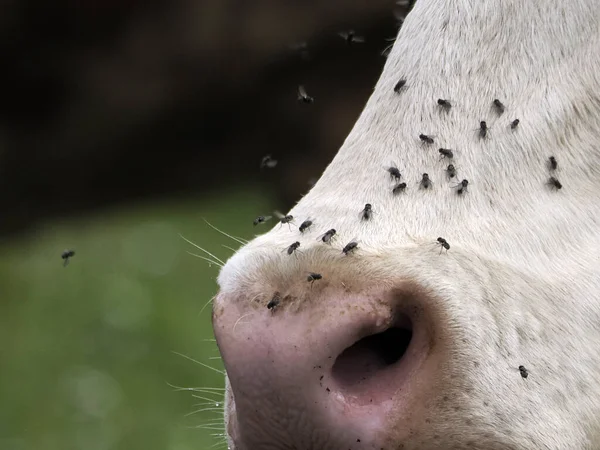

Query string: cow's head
[211,0,600,448]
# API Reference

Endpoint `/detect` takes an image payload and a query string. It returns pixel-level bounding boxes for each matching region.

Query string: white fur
[216,0,600,447]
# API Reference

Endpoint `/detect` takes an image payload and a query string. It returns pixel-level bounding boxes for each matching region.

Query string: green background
[0,188,274,450]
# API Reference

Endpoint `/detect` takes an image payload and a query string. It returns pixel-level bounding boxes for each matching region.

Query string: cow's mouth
[331,315,413,390]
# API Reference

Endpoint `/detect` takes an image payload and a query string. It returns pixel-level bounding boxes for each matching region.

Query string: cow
[210,0,600,448]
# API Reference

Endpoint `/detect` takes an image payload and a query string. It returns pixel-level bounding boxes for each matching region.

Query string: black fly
[478,121,489,139]
[338,30,365,44]
[436,237,450,255]
[260,155,278,169]
[446,164,457,179]
[437,99,452,110]
[419,134,434,144]
[510,119,520,129]
[394,79,407,93]
[307,272,323,286]
[61,249,75,267]
[299,219,313,233]
[438,148,453,160]
[392,182,407,194]
[547,177,562,190]
[518,365,529,379]
[493,99,505,115]
[286,241,301,255]
[453,179,469,195]
[275,211,295,229]
[548,156,558,171]
[360,203,373,221]
[385,163,402,181]
[318,229,337,244]
[297,85,314,103]
[342,240,359,255]
[419,173,432,189]
[253,215,272,226]
[267,293,281,310]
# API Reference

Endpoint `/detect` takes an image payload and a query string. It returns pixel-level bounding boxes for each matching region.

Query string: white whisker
[171,351,225,375]
[186,251,223,268]
[222,244,238,253]
[167,382,224,392]
[180,233,226,265]
[191,394,225,403]
[187,424,226,431]
[185,407,223,417]
[198,294,217,317]
[233,312,254,333]
[208,439,228,449]
[203,218,248,245]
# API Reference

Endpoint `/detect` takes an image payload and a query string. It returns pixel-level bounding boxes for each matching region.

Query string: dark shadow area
[0,0,415,239]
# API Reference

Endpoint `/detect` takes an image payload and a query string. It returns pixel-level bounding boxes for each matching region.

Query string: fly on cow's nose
[478,121,489,139]
[266,292,281,311]
[493,98,506,115]
[286,241,301,255]
[299,219,313,233]
[342,239,359,255]
[437,98,452,110]
[385,162,402,181]
[419,133,435,144]
[275,211,295,229]
[419,173,432,189]
[306,272,322,287]
[436,237,450,254]
[439,148,453,160]
[360,203,373,221]
[318,228,337,244]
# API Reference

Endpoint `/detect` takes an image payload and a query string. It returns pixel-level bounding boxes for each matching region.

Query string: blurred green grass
[0,187,275,450]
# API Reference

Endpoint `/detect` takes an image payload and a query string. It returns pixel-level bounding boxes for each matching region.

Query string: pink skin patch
[213,283,443,449]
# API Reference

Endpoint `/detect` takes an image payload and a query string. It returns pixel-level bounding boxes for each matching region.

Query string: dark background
[0,1,414,449]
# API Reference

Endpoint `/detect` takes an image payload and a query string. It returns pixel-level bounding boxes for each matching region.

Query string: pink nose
[213,283,442,449]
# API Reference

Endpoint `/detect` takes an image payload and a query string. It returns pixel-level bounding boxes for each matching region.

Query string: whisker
[185,406,224,417]
[167,381,225,392]
[187,424,226,431]
[196,419,226,426]
[189,386,225,391]
[203,218,248,245]
[167,383,224,396]
[171,351,225,375]
[180,234,226,265]
[191,394,225,403]
[186,251,223,268]
[208,439,228,449]
[233,312,254,333]
[191,401,221,407]
[222,244,238,253]
[198,294,217,317]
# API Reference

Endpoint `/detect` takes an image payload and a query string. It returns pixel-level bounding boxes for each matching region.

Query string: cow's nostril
[332,318,413,389]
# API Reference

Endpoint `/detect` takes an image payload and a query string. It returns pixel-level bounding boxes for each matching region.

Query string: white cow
[211,0,600,448]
